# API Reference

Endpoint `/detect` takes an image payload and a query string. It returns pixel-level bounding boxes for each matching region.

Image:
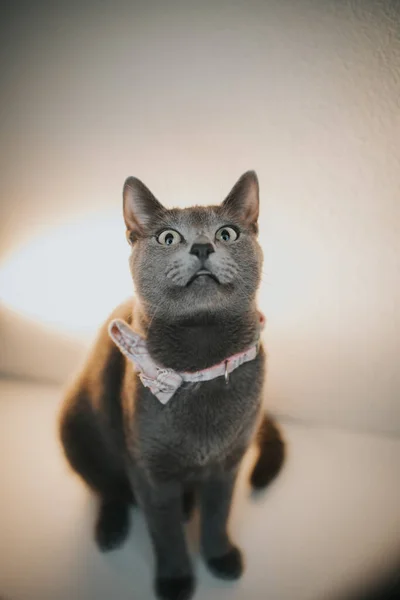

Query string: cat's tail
[250,413,286,490]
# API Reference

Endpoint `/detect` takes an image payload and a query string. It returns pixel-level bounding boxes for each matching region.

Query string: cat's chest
[133,356,264,480]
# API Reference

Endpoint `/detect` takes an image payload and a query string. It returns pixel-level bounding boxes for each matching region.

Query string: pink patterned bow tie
[108,314,265,405]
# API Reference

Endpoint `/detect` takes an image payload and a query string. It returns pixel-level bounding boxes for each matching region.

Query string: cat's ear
[123,177,166,243]
[222,171,259,230]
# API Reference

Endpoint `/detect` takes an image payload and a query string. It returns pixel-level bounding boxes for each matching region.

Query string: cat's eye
[157,229,182,246]
[215,226,239,243]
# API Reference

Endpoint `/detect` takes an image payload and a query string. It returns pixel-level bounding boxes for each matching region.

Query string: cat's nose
[190,241,215,262]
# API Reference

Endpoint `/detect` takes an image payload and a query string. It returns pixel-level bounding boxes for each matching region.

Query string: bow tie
[108,314,265,405]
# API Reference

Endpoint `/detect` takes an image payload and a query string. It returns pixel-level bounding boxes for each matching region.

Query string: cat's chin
[186,271,220,287]
[180,281,236,315]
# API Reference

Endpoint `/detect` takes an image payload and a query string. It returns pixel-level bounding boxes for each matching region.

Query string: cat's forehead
[159,205,226,232]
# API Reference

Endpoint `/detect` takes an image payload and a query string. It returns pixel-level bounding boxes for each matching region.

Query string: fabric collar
[108,313,265,405]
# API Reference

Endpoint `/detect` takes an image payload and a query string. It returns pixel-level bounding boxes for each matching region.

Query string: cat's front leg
[200,467,244,580]
[131,469,195,600]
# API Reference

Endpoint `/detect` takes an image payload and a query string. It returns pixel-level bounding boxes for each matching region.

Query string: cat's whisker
[259,276,272,286]
[146,294,167,331]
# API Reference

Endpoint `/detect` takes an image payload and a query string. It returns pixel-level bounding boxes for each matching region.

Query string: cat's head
[122,171,263,319]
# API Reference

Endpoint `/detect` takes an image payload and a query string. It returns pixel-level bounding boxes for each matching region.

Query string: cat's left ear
[123,176,166,243]
[222,171,259,230]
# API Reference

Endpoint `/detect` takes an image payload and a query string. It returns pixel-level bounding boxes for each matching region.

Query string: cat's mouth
[186,269,220,286]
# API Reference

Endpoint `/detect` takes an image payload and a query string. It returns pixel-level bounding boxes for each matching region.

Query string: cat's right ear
[222,170,259,232]
[123,177,165,244]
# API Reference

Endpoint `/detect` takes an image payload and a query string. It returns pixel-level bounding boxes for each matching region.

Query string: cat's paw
[155,575,195,600]
[206,546,244,580]
[95,499,130,552]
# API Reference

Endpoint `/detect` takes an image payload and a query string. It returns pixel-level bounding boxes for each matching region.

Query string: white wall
[1,0,399,434]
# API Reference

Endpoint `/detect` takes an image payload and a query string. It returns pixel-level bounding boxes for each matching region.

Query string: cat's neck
[134,303,261,371]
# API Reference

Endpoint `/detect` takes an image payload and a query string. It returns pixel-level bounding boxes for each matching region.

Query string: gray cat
[59,171,285,600]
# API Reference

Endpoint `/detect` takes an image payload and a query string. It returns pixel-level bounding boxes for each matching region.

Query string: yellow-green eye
[215,226,239,243]
[157,229,182,246]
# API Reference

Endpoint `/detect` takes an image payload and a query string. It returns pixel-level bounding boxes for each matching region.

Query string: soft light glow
[0,211,133,339]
